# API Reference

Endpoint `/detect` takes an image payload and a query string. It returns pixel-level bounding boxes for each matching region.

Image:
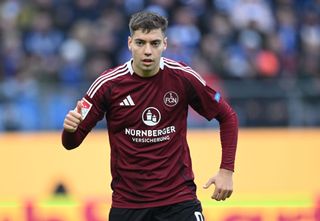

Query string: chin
[142,66,153,70]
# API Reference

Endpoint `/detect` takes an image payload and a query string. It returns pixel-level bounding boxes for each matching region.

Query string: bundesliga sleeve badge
[79,98,93,120]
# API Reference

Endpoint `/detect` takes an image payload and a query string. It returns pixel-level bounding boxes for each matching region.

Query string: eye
[151,41,161,47]
[135,40,144,47]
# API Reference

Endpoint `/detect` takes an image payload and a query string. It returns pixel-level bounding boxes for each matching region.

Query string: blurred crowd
[0,0,320,131]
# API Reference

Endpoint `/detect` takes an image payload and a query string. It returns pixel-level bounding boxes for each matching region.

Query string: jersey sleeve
[185,69,239,171]
[78,92,107,133]
[62,81,108,149]
[185,72,221,121]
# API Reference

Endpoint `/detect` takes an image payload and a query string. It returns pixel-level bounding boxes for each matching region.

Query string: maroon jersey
[62,57,238,208]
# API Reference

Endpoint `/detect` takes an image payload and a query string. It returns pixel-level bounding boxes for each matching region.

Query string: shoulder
[162,57,206,86]
[86,62,131,99]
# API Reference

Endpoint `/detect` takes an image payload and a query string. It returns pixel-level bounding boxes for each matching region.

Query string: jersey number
[194,211,204,221]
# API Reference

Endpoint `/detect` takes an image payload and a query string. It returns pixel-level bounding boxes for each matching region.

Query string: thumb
[76,101,83,114]
[203,177,216,189]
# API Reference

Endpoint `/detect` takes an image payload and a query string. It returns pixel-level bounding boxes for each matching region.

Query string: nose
[144,44,152,56]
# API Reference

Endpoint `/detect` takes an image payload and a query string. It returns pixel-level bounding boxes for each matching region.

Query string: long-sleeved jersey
[62,57,238,208]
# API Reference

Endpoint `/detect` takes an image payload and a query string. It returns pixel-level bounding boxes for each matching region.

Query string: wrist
[219,168,234,175]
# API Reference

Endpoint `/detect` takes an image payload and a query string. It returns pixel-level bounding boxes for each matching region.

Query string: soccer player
[62,11,238,221]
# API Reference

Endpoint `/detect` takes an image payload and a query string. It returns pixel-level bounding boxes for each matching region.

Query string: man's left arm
[203,98,238,201]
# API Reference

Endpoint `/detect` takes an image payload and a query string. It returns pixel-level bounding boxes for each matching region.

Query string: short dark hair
[129,11,168,36]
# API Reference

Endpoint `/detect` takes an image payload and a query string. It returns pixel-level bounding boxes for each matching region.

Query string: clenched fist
[63,101,83,132]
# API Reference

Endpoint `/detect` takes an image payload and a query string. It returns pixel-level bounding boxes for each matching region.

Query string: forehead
[131,28,165,40]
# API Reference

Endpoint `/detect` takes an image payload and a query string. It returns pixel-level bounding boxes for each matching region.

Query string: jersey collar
[126,57,165,75]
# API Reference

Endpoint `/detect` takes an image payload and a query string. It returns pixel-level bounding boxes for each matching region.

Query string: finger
[64,118,80,128]
[64,125,76,132]
[76,101,83,114]
[63,121,77,132]
[66,113,82,123]
[219,190,229,201]
[219,189,233,201]
[66,111,83,123]
[226,189,233,198]
[203,177,215,189]
[213,192,222,201]
[212,187,221,200]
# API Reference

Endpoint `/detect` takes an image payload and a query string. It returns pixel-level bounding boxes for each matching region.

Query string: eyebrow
[134,38,162,43]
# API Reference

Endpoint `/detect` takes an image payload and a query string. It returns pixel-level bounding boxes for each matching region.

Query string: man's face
[128,28,167,77]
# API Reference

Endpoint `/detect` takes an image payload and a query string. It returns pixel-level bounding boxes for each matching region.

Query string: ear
[163,37,168,50]
[128,36,132,51]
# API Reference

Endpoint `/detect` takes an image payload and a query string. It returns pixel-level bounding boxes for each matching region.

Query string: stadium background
[0,0,319,220]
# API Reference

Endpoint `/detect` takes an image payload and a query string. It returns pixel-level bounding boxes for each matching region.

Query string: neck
[135,68,159,78]
[132,61,160,78]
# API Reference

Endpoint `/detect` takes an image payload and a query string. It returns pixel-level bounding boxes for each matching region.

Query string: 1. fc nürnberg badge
[79,98,92,120]
[163,91,179,107]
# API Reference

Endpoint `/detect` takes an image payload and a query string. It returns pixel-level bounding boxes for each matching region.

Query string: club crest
[163,91,179,107]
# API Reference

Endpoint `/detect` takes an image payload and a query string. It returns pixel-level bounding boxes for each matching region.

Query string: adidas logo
[120,95,135,106]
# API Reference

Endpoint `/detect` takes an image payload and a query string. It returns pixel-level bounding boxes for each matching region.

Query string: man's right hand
[63,101,83,132]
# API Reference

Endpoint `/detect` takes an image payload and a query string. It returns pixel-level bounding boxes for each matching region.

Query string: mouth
[142,59,153,65]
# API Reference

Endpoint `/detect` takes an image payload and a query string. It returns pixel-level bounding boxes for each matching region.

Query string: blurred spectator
[165,6,201,64]
[24,11,63,58]
[229,0,275,33]
[299,6,320,77]
[200,34,225,77]
[255,50,280,77]
[72,0,103,21]
[274,4,299,76]
[58,38,86,85]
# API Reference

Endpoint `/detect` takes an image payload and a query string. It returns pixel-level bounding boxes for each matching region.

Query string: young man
[62,11,238,221]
